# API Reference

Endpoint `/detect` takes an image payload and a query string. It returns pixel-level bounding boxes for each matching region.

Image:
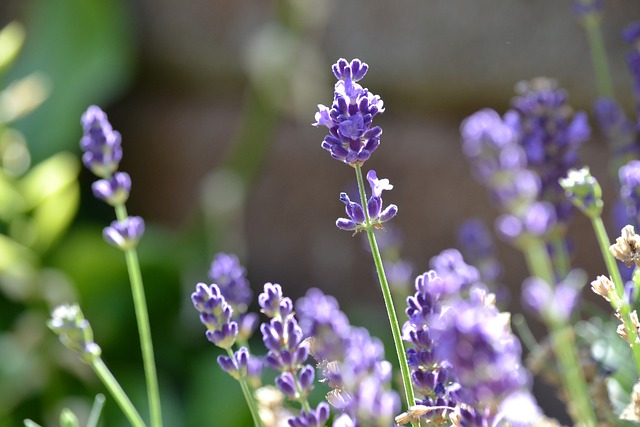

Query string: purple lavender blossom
[429,249,481,297]
[208,252,253,313]
[457,219,502,285]
[258,283,314,402]
[571,0,602,17]
[92,172,131,206]
[296,288,400,427]
[521,269,585,322]
[102,216,145,250]
[191,282,238,349]
[336,170,397,233]
[619,160,640,224]
[625,22,640,101]
[593,98,639,175]
[495,201,557,246]
[430,287,529,412]
[80,105,123,178]
[510,78,590,225]
[460,109,540,214]
[313,58,385,165]
[217,346,250,380]
[288,402,330,427]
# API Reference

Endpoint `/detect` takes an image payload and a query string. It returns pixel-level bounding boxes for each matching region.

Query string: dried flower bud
[610,225,640,267]
[591,275,615,302]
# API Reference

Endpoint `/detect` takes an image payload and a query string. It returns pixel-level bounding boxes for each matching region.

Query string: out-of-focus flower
[80,105,122,178]
[102,216,145,250]
[48,304,102,364]
[559,167,603,218]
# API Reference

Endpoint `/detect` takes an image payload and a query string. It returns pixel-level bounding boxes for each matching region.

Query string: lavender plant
[39,10,640,427]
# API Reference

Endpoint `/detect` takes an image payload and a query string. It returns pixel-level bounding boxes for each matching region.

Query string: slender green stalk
[226,349,265,427]
[354,165,417,425]
[86,394,106,427]
[590,217,640,373]
[91,359,146,427]
[114,204,163,427]
[580,12,614,98]
[522,238,597,427]
[549,234,570,279]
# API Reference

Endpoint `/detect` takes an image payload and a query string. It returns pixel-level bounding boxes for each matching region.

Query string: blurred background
[0,0,639,426]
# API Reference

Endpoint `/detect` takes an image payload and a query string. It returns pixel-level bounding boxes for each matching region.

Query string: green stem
[227,349,265,427]
[86,394,106,427]
[590,217,640,373]
[354,165,417,425]
[91,359,146,427]
[522,238,597,427]
[580,12,614,98]
[114,204,163,427]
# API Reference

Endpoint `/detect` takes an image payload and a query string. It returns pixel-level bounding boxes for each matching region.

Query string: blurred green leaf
[0,22,26,75]
[7,0,135,162]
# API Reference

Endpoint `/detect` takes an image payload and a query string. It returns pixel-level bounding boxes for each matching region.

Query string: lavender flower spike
[191,282,238,349]
[313,58,384,165]
[336,170,397,233]
[80,105,123,178]
[103,216,145,250]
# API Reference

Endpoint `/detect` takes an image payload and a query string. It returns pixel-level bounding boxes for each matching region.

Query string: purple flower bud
[192,283,239,349]
[217,347,250,380]
[275,372,298,397]
[102,216,145,250]
[258,282,286,318]
[332,58,369,82]
[288,402,330,427]
[208,252,253,312]
[298,364,315,390]
[80,106,123,178]
[92,172,131,206]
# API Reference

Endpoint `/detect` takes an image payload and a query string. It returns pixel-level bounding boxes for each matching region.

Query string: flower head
[313,59,384,166]
[559,167,603,218]
[48,304,102,364]
[336,170,397,233]
[208,252,253,313]
[191,282,238,349]
[102,216,145,250]
[80,105,123,178]
[92,172,131,206]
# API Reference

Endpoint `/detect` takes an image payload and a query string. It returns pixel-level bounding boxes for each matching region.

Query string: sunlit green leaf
[0,22,25,76]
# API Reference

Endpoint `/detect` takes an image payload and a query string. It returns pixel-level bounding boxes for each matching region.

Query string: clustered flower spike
[401,250,538,426]
[208,253,257,341]
[48,304,102,364]
[191,282,238,349]
[336,170,397,233]
[80,105,143,249]
[258,283,315,404]
[80,106,122,178]
[313,58,385,165]
[619,160,640,225]
[296,288,400,427]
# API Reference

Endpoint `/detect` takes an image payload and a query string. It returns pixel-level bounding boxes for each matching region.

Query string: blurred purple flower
[80,105,123,179]
[103,216,145,250]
